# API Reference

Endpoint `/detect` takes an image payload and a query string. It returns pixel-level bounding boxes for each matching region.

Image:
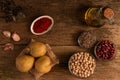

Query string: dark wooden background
[0,0,120,80]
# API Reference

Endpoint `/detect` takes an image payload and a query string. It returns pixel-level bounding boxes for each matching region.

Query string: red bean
[96,40,115,60]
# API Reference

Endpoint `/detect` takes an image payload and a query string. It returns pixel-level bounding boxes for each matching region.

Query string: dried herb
[0,0,25,22]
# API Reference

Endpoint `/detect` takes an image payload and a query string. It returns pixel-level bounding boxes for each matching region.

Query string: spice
[33,17,52,33]
[95,40,115,60]
[78,31,96,49]
[85,6,114,27]
[69,52,96,78]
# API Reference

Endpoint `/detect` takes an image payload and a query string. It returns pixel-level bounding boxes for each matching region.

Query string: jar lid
[103,8,114,19]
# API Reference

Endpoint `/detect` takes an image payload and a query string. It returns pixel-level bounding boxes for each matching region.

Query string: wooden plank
[0,0,120,80]
[0,45,120,80]
[0,24,120,46]
[0,0,120,46]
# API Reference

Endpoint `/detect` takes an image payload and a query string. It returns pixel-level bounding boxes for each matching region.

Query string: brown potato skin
[35,55,52,73]
[16,55,35,72]
[29,42,46,57]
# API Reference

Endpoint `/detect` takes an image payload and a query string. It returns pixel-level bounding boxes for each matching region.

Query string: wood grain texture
[0,46,120,80]
[0,0,120,80]
[0,0,119,46]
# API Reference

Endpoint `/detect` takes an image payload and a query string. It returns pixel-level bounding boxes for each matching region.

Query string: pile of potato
[15,39,59,79]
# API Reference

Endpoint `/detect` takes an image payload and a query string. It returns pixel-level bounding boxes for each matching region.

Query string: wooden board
[0,0,120,80]
[0,46,120,80]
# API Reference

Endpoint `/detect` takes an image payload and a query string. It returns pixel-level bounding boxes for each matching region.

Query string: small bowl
[94,40,116,60]
[77,31,96,49]
[68,52,96,78]
[30,15,54,35]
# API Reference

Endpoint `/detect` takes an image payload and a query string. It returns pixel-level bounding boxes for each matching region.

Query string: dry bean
[69,52,96,78]
[96,40,115,60]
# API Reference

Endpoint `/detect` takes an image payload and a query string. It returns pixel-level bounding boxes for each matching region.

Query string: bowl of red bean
[94,40,115,60]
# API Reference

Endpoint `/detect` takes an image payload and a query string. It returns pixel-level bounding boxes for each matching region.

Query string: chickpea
[69,52,96,78]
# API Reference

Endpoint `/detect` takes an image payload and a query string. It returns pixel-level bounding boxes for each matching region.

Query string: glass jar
[78,30,96,49]
[84,6,114,27]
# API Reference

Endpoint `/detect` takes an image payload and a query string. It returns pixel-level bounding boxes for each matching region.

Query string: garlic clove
[3,31,11,38]
[3,43,14,51]
[12,32,20,42]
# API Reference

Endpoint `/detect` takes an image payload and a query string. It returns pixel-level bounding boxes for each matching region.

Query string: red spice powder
[33,17,52,33]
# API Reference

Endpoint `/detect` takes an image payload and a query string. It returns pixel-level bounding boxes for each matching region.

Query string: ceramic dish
[30,15,54,35]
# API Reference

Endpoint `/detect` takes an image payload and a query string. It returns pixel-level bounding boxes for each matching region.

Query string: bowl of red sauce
[31,15,54,35]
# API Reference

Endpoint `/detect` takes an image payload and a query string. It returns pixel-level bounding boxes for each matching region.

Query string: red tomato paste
[33,17,52,33]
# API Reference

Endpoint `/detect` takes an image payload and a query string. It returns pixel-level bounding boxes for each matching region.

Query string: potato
[29,42,46,57]
[16,55,34,72]
[35,55,52,73]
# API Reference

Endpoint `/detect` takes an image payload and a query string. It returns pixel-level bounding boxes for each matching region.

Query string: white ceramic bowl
[30,15,54,35]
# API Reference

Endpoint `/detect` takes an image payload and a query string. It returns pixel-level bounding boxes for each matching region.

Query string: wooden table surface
[0,0,120,80]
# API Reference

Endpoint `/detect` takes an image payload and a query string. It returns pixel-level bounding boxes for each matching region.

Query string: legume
[95,40,115,60]
[69,52,96,78]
